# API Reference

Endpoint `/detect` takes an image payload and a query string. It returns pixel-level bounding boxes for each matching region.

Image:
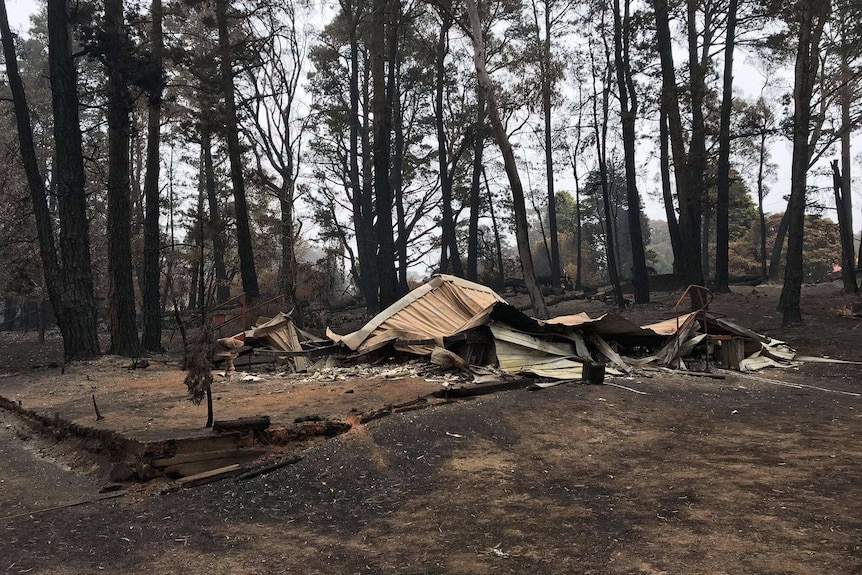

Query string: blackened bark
[347,12,379,314]
[653,0,705,308]
[0,0,60,326]
[280,189,300,324]
[590,18,625,309]
[216,0,259,300]
[768,208,789,281]
[48,0,100,359]
[779,0,831,325]
[839,47,857,289]
[465,0,547,318]
[105,0,141,357]
[390,14,409,294]
[541,4,561,289]
[701,209,711,279]
[386,0,405,300]
[372,0,399,308]
[435,15,463,277]
[570,154,583,291]
[482,166,505,288]
[756,124,768,281]
[659,108,683,273]
[612,0,648,303]
[467,85,485,281]
[713,0,738,293]
[201,129,230,304]
[831,160,858,292]
[141,0,164,352]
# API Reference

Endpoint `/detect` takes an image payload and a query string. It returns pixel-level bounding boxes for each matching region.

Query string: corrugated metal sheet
[328,275,505,354]
[494,339,584,379]
[491,326,585,379]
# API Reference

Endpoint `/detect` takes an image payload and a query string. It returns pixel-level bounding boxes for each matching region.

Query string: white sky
[4,0,860,244]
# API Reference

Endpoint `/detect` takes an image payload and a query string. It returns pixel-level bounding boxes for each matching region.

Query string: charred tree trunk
[659,107,684,273]
[768,208,789,281]
[541,4,561,289]
[141,0,164,352]
[838,45,857,289]
[464,0,547,318]
[372,0,399,308]
[105,0,141,357]
[701,209,711,280]
[756,125,768,282]
[201,129,230,305]
[831,160,857,292]
[467,85,485,281]
[653,0,705,308]
[482,167,505,289]
[347,20,379,314]
[391,25,409,294]
[779,0,831,325]
[435,15,463,277]
[713,0,738,294]
[280,183,300,324]
[612,0,648,303]
[216,0,259,300]
[48,0,101,360]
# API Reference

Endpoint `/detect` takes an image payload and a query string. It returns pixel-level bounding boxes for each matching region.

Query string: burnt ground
[0,281,860,574]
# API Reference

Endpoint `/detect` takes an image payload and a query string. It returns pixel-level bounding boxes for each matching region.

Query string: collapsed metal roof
[325,275,800,381]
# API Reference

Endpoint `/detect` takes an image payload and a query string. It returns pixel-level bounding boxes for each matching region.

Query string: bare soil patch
[0,281,860,574]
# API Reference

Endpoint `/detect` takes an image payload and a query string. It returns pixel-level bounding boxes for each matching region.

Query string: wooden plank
[172,433,249,455]
[152,448,267,468]
[212,416,270,433]
[178,464,241,487]
[164,452,263,477]
[721,337,746,370]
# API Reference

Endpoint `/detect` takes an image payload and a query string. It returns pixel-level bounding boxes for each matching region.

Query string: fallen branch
[0,492,124,522]
[603,382,648,395]
[236,455,302,481]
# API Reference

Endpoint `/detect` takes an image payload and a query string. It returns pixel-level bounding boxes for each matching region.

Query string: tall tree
[652,0,708,307]
[612,0,649,303]
[529,0,566,288]
[243,0,310,321]
[372,0,400,308]
[433,12,464,277]
[658,107,684,273]
[779,0,831,325]
[141,0,165,351]
[464,0,548,318]
[713,0,739,294]
[834,0,860,291]
[1,0,101,360]
[104,0,141,356]
[216,0,259,300]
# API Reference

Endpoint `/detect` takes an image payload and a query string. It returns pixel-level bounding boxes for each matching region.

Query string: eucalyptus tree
[216,0,259,300]
[524,0,577,289]
[241,0,310,323]
[464,0,548,318]
[611,0,649,302]
[712,0,739,293]
[778,0,831,325]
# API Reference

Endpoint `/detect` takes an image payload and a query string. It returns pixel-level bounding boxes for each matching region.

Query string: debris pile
[217,275,802,386]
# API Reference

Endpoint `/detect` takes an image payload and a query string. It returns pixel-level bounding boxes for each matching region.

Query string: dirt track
[0,282,860,574]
